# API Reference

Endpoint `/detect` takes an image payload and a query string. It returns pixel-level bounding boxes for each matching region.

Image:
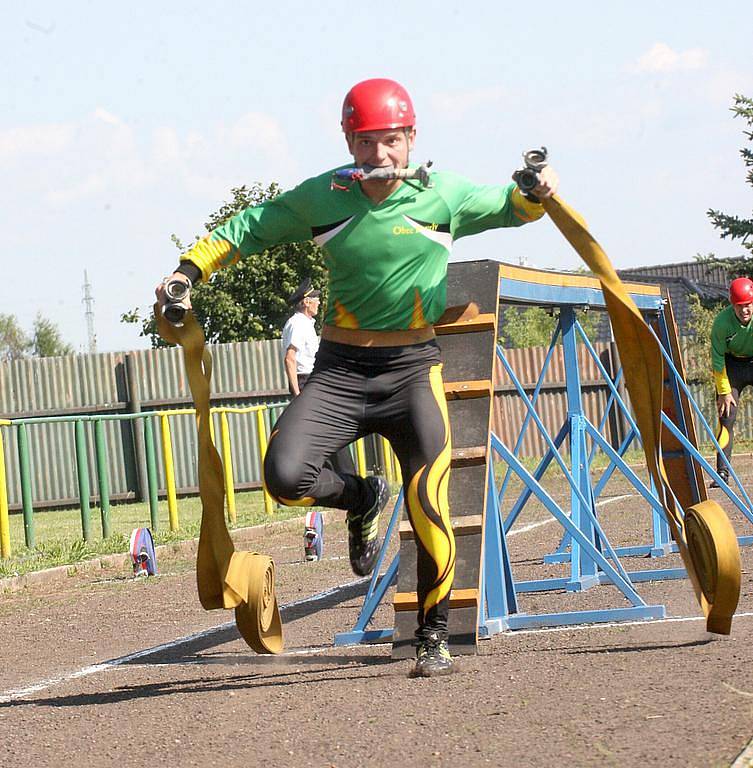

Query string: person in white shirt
[280,277,356,473]
[282,278,321,396]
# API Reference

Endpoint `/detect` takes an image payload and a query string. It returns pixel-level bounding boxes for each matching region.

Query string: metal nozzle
[161,277,191,327]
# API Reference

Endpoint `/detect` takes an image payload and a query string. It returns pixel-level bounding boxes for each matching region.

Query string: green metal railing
[0,407,393,559]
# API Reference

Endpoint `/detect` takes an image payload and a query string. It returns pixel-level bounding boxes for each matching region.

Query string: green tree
[32,313,74,357]
[499,305,599,348]
[706,94,753,277]
[682,294,722,385]
[0,313,73,360]
[123,183,327,347]
[0,314,31,361]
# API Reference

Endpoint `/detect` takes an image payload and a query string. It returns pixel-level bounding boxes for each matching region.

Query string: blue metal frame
[537,317,675,563]
[498,277,663,312]
[333,272,752,646]
[333,489,404,646]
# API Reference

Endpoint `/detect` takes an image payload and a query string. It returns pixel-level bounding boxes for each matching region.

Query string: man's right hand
[155,272,193,310]
[717,392,736,418]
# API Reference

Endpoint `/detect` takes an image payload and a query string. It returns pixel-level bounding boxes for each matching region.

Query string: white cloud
[228,112,286,150]
[0,109,298,209]
[630,42,709,73]
[152,126,182,164]
[93,107,123,126]
[0,123,75,161]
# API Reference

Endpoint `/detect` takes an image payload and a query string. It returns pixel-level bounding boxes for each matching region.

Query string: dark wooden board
[392,261,501,659]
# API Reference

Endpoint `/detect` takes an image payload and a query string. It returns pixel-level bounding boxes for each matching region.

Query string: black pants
[295,373,356,476]
[265,339,455,638]
[716,354,753,471]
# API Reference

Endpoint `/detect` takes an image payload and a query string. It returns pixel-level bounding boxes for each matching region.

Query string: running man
[711,276,753,486]
[156,78,558,677]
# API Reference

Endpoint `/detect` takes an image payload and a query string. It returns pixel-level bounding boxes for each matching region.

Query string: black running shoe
[410,631,454,678]
[710,468,730,489]
[346,476,389,576]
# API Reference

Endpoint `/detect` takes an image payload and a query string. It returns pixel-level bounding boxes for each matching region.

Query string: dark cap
[288,277,321,305]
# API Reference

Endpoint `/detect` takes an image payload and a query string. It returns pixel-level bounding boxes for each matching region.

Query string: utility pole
[82,270,97,353]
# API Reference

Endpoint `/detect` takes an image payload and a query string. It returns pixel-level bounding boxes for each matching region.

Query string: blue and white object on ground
[130,527,158,576]
[304,510,324,561]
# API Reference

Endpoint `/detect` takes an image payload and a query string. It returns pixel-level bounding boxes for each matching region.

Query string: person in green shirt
[156,78,559,677]
[710,276,753,487]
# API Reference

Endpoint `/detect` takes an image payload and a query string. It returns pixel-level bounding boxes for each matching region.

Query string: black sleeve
[174,261,202,284]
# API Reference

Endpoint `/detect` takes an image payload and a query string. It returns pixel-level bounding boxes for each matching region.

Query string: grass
[1,490,308,578]
[5,434,749,579]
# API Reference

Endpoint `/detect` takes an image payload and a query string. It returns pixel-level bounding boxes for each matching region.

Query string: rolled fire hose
[156,307,283,653]
[543,195,741,634]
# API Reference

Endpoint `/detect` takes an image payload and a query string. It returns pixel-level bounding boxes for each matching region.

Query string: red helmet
[341,78,415,133]
[730,277,753,304]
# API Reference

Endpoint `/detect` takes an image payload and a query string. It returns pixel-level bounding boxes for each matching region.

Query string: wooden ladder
[392,261,502,657]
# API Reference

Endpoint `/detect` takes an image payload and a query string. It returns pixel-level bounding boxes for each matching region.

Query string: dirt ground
[2,457,753,767]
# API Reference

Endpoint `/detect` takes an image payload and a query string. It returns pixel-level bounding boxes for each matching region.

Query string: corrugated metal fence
[493,341,728,456]
[0,337,738,509]
[0,341,294,509]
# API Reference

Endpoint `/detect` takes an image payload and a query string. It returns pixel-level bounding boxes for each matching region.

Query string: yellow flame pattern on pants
[716,424,730,450]
[406,363,455,617]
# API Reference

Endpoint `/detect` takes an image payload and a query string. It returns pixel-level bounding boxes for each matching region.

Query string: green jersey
[182,165,543,331]
[711,304,753,393]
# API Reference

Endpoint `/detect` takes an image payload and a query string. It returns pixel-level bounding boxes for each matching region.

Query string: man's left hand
[533,166,559,199]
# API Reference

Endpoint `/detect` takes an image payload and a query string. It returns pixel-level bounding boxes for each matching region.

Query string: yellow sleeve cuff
[713,368,732,395]
[181,236,240,282]
[510,187,545,223]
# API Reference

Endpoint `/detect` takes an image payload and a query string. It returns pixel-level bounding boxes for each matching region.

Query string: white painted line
[595,493,634,507]
[501,611,753,637]
[732,737,753,768]
[508,493,634,536]
[0,577,369,704]
[508,519,554,536]
[0,490,714,703]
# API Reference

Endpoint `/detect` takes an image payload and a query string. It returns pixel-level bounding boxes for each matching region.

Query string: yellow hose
[543,195,741,634]
[155,306,283,653]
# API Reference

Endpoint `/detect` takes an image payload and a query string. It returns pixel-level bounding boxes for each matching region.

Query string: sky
[2,1,752,353]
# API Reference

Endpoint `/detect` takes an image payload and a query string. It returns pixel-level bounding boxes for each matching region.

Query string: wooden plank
[451,454,486,468]
[433,301,480,326]
[394,588,479,612]
[451,445,486,463]
[398,514,483,539]
[435,313,496,336]
[444,380,493,400]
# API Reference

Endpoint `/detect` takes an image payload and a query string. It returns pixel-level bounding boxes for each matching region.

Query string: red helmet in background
[729,277,753,305]
[341,78,415,133]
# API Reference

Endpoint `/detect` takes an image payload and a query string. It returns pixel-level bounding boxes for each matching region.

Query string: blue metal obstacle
[333,264,753,646]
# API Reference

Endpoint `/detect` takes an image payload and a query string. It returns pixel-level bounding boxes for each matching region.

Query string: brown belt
[321,324,436,347]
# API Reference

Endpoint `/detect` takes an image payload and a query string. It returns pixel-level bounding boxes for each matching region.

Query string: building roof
[617,260,729,334]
